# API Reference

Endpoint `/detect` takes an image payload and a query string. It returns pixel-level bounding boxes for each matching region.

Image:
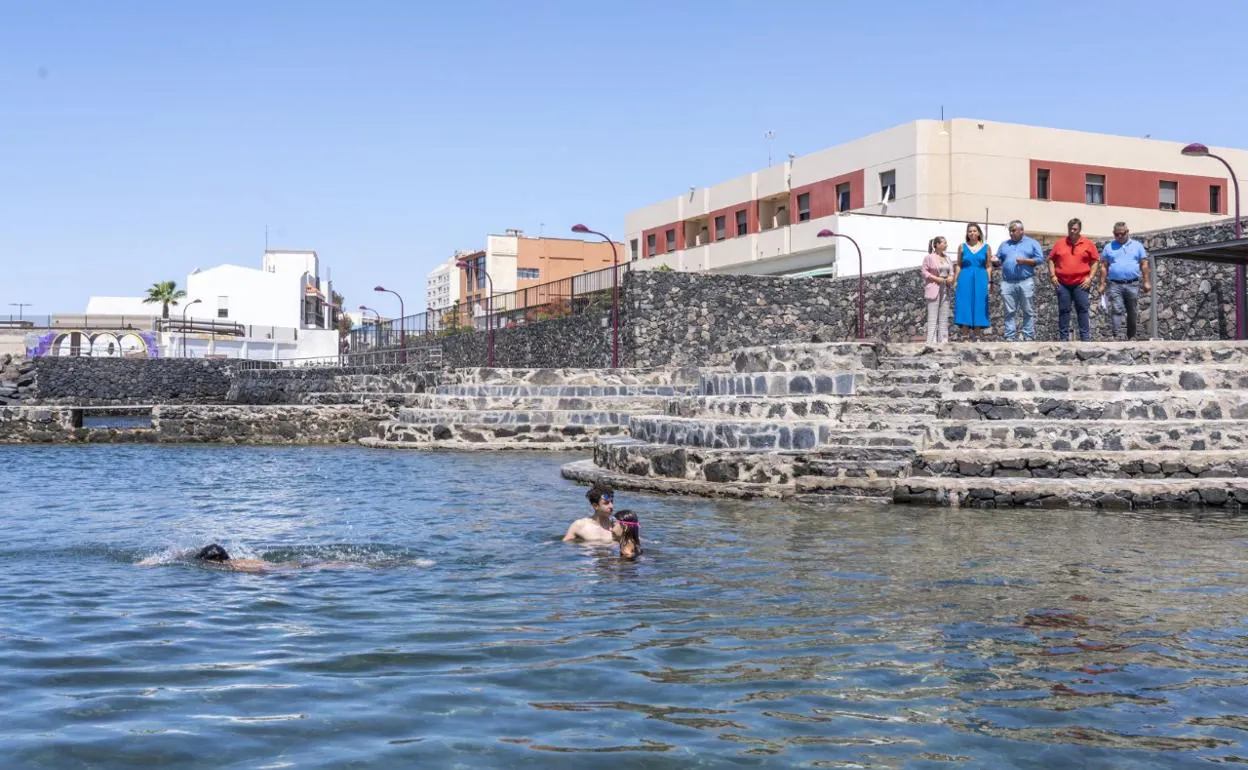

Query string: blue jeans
[1000,277,1035,341]
[1108,280,1141,339]
[1055,282,1091,341]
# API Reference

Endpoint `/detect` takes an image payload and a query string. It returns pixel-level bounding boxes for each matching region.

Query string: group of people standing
[921,219,1151,344]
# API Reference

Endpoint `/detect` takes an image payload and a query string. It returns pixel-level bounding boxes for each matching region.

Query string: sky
[3,0,1247,319]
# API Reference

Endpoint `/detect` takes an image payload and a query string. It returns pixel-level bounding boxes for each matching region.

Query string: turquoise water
[3,445,1248,768]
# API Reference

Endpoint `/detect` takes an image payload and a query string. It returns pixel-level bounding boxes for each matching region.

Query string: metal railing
[349,262,629,351]
[2,314,159,330]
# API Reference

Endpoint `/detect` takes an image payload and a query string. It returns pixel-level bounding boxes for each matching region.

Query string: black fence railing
[349,262,628,352]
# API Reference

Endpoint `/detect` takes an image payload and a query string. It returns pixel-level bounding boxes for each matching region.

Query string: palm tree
[142,281,187,319]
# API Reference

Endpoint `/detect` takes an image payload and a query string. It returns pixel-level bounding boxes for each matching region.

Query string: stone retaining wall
[440,305,615,369]
[32,358,234,404]
[153,404,390,443]
[0,407,78,442]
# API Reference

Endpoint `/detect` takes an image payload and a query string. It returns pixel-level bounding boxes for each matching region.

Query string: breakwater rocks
[563,339,1248,511]
[0,355,36,405]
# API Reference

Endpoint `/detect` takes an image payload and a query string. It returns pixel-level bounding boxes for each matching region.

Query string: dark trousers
[1055,282,1091,341]
[1108,281,1141,340]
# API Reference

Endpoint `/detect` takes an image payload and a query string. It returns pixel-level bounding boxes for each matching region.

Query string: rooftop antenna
[764,130,776,166]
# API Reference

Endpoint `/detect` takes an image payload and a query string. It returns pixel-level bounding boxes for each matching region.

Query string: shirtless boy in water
[562,483,616,543]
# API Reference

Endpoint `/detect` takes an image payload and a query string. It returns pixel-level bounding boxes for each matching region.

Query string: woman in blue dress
[952,222,993,340]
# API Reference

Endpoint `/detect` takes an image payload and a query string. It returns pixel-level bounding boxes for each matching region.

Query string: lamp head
[816,229,836,238]
[571,224,590,234]
[1182,142,1210,158]
[455,260,470,270]
[189,298,202,305]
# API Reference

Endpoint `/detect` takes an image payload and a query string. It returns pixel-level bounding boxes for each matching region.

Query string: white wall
[185,264,303,329]
[167,328,340,361]
[831,213,1010,276]
[486,235,519,295]
[262,249,319,278]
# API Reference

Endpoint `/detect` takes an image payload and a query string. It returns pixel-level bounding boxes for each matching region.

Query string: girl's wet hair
[614,510,642,558]
[196,543,231,562]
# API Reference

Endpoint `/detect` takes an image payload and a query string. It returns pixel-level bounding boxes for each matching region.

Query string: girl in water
[612,511,642,559]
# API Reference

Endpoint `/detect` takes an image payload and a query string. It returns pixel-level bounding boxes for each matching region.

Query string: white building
[625,118,1248,277]
[425,258,457,312]
[83,249,342,360]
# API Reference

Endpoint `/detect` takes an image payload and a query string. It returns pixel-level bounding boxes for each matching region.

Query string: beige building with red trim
[625,119,1247,277]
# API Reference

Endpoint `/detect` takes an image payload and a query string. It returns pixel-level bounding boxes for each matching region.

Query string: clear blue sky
[3,0,1246,318]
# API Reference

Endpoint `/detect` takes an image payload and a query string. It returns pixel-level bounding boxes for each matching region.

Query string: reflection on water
[1,444,1247,768]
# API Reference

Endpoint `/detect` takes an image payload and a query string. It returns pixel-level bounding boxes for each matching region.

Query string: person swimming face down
[612,510,642,559]
[196,543,231,562]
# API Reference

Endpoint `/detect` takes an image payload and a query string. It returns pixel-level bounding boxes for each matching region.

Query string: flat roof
[1150,237,1248,265]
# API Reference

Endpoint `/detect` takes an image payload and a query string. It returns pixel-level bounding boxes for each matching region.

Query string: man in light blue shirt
[1099,221,1152,340]
[995,220,1046,341]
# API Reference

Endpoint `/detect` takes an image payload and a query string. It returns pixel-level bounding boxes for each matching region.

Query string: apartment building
[425,258,457,312]
[625,118,1248,277]
[456,231,621,312]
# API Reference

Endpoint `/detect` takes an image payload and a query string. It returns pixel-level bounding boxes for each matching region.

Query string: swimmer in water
[192,543,271,573]
[562,483,616,543]
[611,510,642,559]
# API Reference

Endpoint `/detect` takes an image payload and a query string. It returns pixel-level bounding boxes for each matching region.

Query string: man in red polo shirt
[1048,217,1102,342]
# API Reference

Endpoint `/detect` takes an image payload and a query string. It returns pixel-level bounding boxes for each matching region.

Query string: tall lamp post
[373,285,405,349]
[571,224,620,368]
[8,302,32,322]
[456,259,495,366]
[817,229,865,340]
[359,305,381,351]
[180,299,202,358]
[1182,142,1245,340]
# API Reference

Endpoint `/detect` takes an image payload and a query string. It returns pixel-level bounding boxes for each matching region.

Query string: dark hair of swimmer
[196,543,231,562]
[614,510,641,558]
[586,482,614,506]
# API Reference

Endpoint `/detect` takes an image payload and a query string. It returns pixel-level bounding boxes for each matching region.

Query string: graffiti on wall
[26,330,159,358]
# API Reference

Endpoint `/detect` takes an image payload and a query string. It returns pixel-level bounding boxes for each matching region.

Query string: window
[646,233,656,257]
[879,169,896,202]
[797,193,811,222]
[714,215,726,241]
[1159,180,1178,211]
[217,296,228,319]
[735,209,748,236]
[1036,168,1050,200]
[665,228,676,252]
[836,182,851,212]
[474,256,486,289]
[1211,185,1222,214]
[517,267,540,280]
[1085,173,1106,205]
[629,239,638,261]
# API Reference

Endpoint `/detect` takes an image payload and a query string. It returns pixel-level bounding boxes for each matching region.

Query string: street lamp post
[181,299,202,358]
[8,302,32,322]
[1182,142,1245,340]
[571,224,620,368]
[817,229,865,340]
[373,286,405,351]
[456,259,494,366]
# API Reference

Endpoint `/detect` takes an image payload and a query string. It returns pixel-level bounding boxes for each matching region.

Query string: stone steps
[433,383,696,397]
[947,365,1248,394]
[375,420,625,447]
[795,475,1248,509]
[938,391,1248,421]
[916,449,1248,480]
[393,408,632,426]
[698,371,855,397]
[922,419,1248,452]
[445,367,700,386]
[628,415,831,450]
[561,458,793,500]
[728,342,879,373]
[409,394,671,412]
[884,340,1248,366]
